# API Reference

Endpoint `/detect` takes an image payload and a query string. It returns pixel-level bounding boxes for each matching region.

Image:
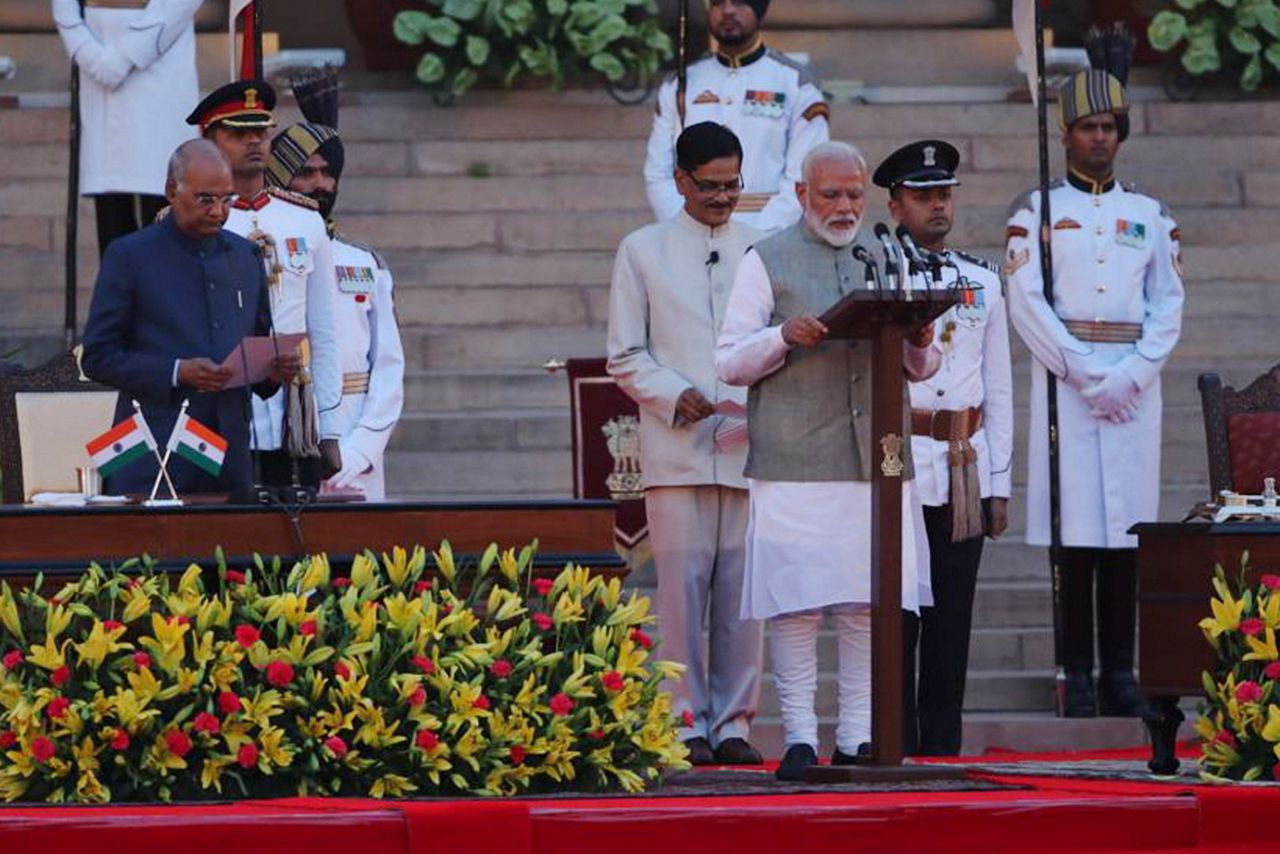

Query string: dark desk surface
[0,499,624,576]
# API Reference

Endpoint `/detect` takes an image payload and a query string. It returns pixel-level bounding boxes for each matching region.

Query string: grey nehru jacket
[745,223,915,482]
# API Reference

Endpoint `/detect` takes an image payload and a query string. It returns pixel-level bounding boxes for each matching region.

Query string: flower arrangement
[392,0,673,99]
[0,542,688,802]
[1196,553,1280,780]
[1148,0,1280,91]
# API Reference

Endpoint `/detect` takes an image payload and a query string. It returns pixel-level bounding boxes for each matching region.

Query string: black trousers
[1056,546,1139,676]
[903,502,986,756]
[94,193,166,257]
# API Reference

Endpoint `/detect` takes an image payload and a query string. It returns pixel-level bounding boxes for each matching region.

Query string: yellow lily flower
[0,582,23,643]
[1245,627,1280,662]
[350,553,377,590]
[432,541,457,586]
[370,773,417,798]
[74,620,132,670]
[298,554,331,594]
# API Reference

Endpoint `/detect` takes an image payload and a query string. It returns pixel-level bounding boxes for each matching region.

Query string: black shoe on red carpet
[684,736,716,766]
[830,743,871,766]
[775,744,817,781]
[714,737,763,765]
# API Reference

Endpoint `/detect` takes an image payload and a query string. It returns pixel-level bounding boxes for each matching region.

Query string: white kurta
[644,48,829,235]
[908,250,1014,506]
[224,190,343,449]
[715,249,938,620]
[53,0,200,196]
[1006,177,1184,548]
[318,234,406,502]
[606,210,761,489]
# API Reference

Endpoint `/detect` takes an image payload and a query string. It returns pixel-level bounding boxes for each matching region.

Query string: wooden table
[1134,521,1280,773]
[0,499,625,577]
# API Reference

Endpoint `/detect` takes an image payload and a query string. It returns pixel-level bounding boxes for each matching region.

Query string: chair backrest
[1199,364,1280,498]
[0,350,115,504]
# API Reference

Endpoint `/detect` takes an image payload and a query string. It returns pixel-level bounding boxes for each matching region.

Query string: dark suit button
[208,282,216,291]
[212,321,221,330]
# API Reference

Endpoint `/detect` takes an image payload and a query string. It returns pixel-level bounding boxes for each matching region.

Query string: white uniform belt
[735,192,776,214]
[84,0,148,8]
[1062,319,1143,344]
[342,372,370,395]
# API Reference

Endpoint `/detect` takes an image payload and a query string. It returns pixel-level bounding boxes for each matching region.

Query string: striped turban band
[265,122,345,189]
[1058,69,1130,142]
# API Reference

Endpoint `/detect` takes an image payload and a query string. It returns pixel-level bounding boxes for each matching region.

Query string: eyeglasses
[683,171,744,195]
[191,192,237,209]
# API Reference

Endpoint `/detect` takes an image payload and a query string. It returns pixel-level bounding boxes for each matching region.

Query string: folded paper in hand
[714,399,749,454]
[219,333,307,388]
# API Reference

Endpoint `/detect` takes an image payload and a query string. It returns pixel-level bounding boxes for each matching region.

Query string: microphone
[873,223,901,291]
[851,244,882,291]
[706,250,720,267]
[895,225,928,276]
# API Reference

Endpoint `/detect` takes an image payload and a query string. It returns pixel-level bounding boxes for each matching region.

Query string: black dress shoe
[714,737,763,765]
[1098,670,1154,718]
[1064,671,1097,718]
[683,736,716,766]
[831,742,871,766]
[775,743,818,781]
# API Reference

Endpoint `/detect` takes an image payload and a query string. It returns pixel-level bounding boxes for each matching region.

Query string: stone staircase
[2,85,1277,753]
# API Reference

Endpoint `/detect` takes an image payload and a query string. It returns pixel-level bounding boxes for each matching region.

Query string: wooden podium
[806,288,967,780]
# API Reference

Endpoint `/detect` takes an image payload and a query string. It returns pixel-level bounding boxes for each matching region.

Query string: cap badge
[922,146,937,168]
[244,88,258,109]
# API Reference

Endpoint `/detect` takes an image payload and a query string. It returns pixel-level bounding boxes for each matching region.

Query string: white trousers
[769,606,870,754]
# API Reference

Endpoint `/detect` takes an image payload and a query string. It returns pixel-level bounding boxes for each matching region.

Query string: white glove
[326,444,372,491]
[1081,368,1140,422]
[1061,350,1101,393]
[51,0,85,26]
[77,42,133,91]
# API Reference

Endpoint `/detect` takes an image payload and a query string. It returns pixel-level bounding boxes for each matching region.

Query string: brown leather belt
[342,372,370,395]
[911,406,983,442]
[1062,319,1143,344]
[84,0,148,8]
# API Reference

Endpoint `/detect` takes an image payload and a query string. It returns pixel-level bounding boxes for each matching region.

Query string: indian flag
[168,412,227,477]
[86,414,157,479]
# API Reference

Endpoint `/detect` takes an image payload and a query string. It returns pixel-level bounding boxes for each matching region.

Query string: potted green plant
[1147,0,1280,93]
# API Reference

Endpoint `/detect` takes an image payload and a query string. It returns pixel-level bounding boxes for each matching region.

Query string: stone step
[389,409,568,453]
[402,324,606,371]
[403,369,567,412]
[384,449,571,497]
[764,0,998,30]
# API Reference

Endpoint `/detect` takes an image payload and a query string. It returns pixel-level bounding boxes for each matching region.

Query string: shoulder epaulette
[334,230,389,270]
[1005,179,1063,220]
[154,205,172,223]
[954,250,1001,277]
[765,48,822,88]
[267,186,319,211]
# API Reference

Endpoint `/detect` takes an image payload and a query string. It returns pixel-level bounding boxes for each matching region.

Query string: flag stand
[141,399,183,506]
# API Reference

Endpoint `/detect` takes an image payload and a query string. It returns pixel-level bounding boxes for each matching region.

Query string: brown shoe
[683,736,716,765]
[713,737,763,765]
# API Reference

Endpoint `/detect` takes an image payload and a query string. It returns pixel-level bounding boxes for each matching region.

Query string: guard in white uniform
[189,81,344,492]
[266,71,406,501]
[876,141,1014,755]
[644,0,829,235]
[1006,67,1184,716]
[52,0,200,254]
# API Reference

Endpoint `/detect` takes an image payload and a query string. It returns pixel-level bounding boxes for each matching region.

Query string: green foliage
[392,0,672,99]
[1148,0,1280,89]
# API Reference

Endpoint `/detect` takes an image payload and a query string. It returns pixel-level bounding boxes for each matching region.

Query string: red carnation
[217,691,241,715]
[601,671,625,692]
[324,735,348,757]
[1263,575,1280,591]
[549,692,574,717]
[1214,730,1238,749]
[414,580,432,594]
[415,729,439,751]
[299,620,317,637]
[411,655,435,675]
[681,710,694,728]
[103,620,124,632]
[510,745,526,765]
[473,694,491,711]
[532,612,554,631]
[1266,662,1280,681]
[127,578,141,589]
[334,661,352,680]
[133,651,152,669]
[332,577,352,588]
[225,570,246,584]
[234,624,261,649]
[164,729,192,758]
[50,666,70,688]
[1241,618,1266,637]
[176,615,191,626]
[265,660,295,688]
[0,731,15,750]
[237,742,259,769]
[110,729,130,751]
[489,659,513,678]
[409,686,427,707]
[1237,680,1264,703]
[533,578,554,596]
[630,629,653,650]
[589,728,606,741]
[31,736,55,763]
[45,697,70,720]
[193,712,220,734]
[2,650,21,670]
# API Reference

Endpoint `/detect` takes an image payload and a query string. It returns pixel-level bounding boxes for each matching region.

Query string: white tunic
[606,210,761,489]
[224,190,343,450]
[319,234,406,502]
[1006,176,1184,548]
[644,46,829,235]
[53,0,200,196]
[908,250,1015,505]
[715,249,938,620]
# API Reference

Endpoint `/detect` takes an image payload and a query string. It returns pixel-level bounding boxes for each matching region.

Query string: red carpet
[1,747,1272,853]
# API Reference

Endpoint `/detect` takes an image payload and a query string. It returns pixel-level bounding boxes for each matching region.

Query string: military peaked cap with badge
[873,140,962,192]
[186,79,277,133]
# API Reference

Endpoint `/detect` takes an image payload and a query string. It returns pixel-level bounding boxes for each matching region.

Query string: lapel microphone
[706,250,720,267]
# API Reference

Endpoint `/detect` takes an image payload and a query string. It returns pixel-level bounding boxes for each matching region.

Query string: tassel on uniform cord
[945,408,985,542]
[286,382,320,458]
